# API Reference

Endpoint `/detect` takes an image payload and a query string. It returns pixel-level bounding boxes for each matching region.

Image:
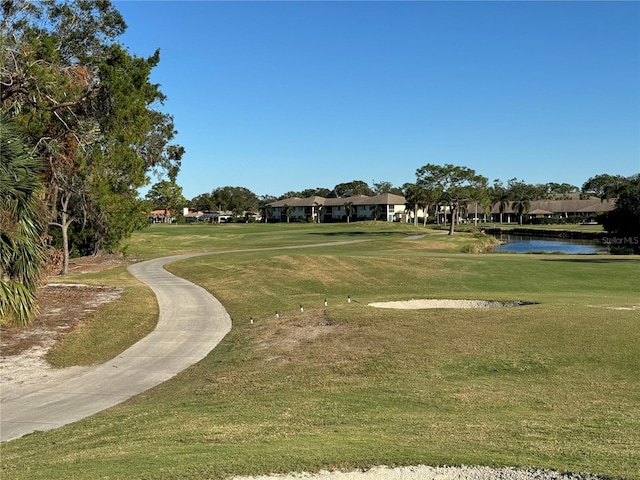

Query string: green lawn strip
[4,303,638,479]
[46,266,158,367]
[124,222,463,260]
[2,227,639,479]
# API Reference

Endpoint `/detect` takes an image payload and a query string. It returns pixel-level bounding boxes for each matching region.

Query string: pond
[493,235,608,254]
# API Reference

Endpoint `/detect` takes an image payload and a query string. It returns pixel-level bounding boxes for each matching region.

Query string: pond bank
[484,227,605,240]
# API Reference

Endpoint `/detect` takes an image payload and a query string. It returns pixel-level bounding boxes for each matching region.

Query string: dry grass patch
[254,310,341,364]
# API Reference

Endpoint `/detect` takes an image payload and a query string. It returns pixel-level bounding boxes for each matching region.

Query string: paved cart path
[0,241,364,442]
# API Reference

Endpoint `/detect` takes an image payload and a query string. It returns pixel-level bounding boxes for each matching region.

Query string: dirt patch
[254,310,340,363]
[0,254,128,387]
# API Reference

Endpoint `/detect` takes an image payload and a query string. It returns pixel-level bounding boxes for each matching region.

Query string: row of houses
[267,193,408,223]
[266,193,616,224]
[150,209,238,223]
[151,193,616,225]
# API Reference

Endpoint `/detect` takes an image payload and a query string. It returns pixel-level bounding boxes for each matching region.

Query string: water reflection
[493,235,607,254]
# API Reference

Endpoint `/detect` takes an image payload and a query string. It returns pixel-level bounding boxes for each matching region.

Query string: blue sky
[114,1,640,200]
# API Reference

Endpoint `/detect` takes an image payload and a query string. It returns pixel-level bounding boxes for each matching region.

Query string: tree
[403,183,421,226]
[371,204,381,221]
[314,202,325,223]
[258,195,276,223]
[417,187,439,226]
[259,203,273,223]
[212,186,258,216]
[372,180,402,196]
[603,175,640,253]
[146,180,186,220]
[582,174,629,201]
[546,182,578,199]
[343,201,354,223]
[490,180,510,223]
[278,187,330,200]
[508,179,536,225]
[190,193,214,212]
[468,176,489,226]
[479,190,493,224]
[416,164,487,235]
[2,1,183,272]
[331,180,373,198]
[0,115,46,326]
[283,204,294,223]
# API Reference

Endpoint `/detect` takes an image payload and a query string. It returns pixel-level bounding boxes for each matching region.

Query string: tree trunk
[448,205,456,235]
[60,221,69,275]
[58,192,72,275]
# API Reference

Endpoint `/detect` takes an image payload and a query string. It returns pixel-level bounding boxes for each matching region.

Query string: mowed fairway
[2,223,639,479]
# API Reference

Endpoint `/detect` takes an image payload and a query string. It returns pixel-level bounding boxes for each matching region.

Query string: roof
[269,196,326,207]
[267,194,617,215]
[528,208,554,215]
[269,194,408,207]
[468,196,616,215]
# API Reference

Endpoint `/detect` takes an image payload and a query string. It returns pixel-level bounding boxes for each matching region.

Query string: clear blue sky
[114,0,640,200]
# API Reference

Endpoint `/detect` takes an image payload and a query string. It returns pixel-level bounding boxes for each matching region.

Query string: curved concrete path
[0,252,231,442]
[0,241,365,442]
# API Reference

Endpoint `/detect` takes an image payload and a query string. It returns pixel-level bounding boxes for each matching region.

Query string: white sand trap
[368,299,532,309]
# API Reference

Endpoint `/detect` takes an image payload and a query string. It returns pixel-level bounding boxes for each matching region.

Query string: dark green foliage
[416,163,487,234]
[212,186,259,214]
[1,0,183,265]
[0,115,46,325]
[582,173,630,200]
[330,180,373,198]
[603,175,640,253]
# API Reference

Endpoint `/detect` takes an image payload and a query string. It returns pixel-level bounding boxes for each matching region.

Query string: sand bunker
[368,299,533,309]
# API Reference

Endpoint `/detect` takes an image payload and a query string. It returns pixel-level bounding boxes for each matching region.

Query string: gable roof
[150,209,171,216]
[269,194,408,207]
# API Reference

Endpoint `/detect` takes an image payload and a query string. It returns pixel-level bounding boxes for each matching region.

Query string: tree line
[1,1,637,327]
[170,168,636,236]
[1,0,182,325]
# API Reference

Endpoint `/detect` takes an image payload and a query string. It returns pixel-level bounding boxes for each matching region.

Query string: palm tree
[343,201,354,223]
[508,179,535,225]
[0,116,46,326]
[512,197,531,225]
[492,191,510,223]
[284,204,294,223]
[259,204,273,223]
[480,195,493,224]
[372,204,381,222]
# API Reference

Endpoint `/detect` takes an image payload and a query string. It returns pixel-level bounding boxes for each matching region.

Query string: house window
[388,205,394,212]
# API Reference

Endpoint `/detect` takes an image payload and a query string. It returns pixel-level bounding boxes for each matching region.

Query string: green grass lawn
[2,223,638,479]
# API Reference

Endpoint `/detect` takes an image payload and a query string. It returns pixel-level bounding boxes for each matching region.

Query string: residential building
[268,193,411,223]
[267,193,615,224]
